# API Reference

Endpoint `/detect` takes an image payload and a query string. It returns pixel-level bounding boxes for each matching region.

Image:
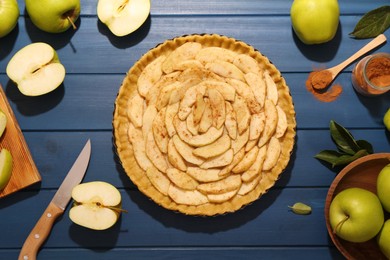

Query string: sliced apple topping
[124,41,293,207]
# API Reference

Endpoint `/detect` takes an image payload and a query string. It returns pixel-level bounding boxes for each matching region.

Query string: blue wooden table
[1,0,390,259]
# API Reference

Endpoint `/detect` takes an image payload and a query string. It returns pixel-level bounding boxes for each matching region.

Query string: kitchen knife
[19,139,91,260]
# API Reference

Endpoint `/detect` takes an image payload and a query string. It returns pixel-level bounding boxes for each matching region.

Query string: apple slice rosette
[113,34,296,216]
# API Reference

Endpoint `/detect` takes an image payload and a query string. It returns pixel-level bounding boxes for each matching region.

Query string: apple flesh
[6,42,66,96]
[0,109,7,138]
[25,0,80,33]
[97,0,151,37]
[290,0,339,44]
[378,219,390,259]
[0,0,19,38]
[329,187,384,243]
[69,181,123,230]
[377,163,390,213]
[0,148,13,191]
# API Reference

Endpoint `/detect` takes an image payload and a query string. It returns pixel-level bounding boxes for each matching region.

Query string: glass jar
[351,52,390,96]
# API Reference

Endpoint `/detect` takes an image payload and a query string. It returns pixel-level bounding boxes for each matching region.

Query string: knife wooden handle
[18,202,63,260]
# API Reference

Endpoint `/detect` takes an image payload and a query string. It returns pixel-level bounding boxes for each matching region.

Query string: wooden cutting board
[0,85,41,198]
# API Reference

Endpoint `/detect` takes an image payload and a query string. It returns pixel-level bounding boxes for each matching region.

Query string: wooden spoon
[311,34,387,90]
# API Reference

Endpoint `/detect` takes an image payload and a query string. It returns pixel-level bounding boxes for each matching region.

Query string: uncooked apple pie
[113,34,296,216]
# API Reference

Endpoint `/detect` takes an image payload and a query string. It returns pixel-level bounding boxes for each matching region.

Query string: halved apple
[69,181,124,230]
[6,42,65,96]
[0,109,7,138]
[97,0,151,37]
[0,149,13,191]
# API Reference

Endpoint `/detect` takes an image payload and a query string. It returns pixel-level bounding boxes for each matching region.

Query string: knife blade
[19,139,91,260]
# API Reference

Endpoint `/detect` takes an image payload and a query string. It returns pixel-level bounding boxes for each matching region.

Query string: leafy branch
[315,120,374,168]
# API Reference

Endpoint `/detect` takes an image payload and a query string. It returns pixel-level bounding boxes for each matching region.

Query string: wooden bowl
[325,153,390,260]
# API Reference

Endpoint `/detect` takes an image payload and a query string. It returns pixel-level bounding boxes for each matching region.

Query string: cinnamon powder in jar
[352,53,390,96]
[366,56,390,86]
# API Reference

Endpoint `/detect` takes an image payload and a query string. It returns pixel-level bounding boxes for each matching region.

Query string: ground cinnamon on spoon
[306,70,343,102]
[311,70,333,90]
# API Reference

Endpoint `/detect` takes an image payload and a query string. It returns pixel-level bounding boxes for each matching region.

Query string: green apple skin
[0,148,13,191]
[377,163,390,213]
[377,219,390,259]
[25,0,80,33]
[329,187,384,243]
[384,108,390,131]
[0,0,19,38]
[290,0,339,44]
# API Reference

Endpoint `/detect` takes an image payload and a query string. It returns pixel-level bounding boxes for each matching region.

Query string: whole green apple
[383,108,390,131]
[329,187,384,243]
[290,0,339,44]
[377,219,390,259]
[0,0,19,38]
[25,0,80,33]
[377,163,390,213]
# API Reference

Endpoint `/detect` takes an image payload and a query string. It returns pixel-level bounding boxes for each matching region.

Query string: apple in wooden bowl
[325,153,390,259]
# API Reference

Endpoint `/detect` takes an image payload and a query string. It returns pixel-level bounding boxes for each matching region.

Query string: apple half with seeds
[69,181,124,230]
[6,42,65,96]
[97,0,151,37]
[0,148,13,191]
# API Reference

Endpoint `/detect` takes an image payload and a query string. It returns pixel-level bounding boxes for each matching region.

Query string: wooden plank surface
[0,72,389,130]
[15,129,390,190]
[2,188,330,248]
[0,248,344,260]
[1,16,389,74]
[0,0,389,259]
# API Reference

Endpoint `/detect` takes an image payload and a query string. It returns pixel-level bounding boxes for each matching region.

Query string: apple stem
[67,17,77,30]
[333,215,349,234]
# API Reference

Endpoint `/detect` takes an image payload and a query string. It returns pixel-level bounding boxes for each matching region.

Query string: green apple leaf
[356,139,374,154]
[315,121,374,169]
[349,5,390,39]
[332,149,370,168]
[314,150,345,164]
[330,120,360,155]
